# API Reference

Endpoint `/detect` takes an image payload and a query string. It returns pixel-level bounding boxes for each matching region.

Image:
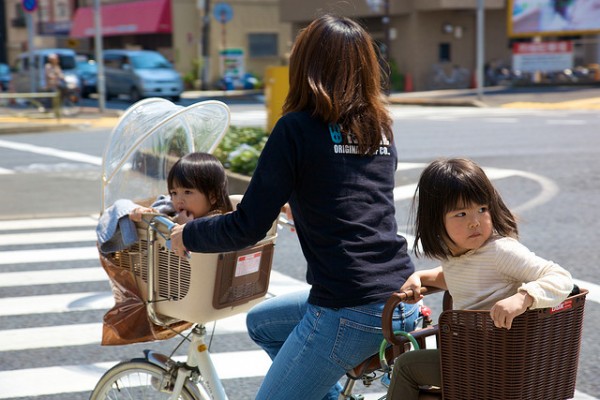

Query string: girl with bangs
[129,152,232,224]
[387,158,573,400]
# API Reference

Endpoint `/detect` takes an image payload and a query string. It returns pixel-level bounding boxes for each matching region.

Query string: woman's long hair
[167,152,233,214]
[283,14,392,155]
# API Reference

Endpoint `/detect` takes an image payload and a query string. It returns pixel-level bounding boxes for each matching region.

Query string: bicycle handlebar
[381,286,443,346]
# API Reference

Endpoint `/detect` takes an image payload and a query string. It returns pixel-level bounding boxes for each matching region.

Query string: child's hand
[399,274,424,304]
[175,210,195,224]
[129,207,154,222]
[280,203,295,232]
[490,291,533,330]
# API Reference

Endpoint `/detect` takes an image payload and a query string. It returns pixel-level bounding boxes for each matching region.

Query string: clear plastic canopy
[101,98,231,210]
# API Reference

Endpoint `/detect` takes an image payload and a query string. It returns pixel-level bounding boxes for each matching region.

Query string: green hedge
[214,126,268,176]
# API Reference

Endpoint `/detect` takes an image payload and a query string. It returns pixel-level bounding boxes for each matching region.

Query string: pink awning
[70,0,172,38]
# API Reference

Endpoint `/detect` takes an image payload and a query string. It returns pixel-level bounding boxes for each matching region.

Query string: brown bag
[99,250,192,346]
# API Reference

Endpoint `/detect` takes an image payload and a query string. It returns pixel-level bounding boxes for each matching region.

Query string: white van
[12,48,81,95]
[103,49,183,102]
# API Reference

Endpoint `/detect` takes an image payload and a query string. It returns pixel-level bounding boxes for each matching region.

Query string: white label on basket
[235,251,262,277]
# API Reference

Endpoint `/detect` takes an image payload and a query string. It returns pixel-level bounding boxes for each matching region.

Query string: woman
[170,14,418,399]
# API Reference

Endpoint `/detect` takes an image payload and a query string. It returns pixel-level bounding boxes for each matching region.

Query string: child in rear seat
[387,157,573,400]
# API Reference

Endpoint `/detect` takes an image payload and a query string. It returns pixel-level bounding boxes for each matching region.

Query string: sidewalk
[1,85,600,134]
[388,84,600,109]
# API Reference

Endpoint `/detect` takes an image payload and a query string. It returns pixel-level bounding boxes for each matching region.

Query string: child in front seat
[130,152,233,224]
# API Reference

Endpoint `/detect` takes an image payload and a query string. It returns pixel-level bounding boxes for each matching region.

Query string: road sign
[22,0,37,12]
[213,2,233,24]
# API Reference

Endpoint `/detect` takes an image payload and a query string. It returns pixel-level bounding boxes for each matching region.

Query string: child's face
[169,185,214,219]
[443,202,493,256]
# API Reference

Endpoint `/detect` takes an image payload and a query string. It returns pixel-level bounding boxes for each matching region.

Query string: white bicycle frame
[143,216,228,400]
[143,324,228,400]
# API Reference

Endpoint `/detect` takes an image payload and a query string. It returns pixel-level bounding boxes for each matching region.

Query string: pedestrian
[170,14,420,399]
[43,53,65,109]
[44,53,64,92]
[129,152,233,225]
[387,157,573,400]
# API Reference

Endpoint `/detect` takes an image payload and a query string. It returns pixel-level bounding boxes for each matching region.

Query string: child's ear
[209,193,217,205]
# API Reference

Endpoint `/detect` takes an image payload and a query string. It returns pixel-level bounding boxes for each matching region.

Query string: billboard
[508,0,600,37]
[512,41,574,72]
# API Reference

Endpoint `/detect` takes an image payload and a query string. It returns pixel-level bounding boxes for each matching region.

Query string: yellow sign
[67,38,80,48]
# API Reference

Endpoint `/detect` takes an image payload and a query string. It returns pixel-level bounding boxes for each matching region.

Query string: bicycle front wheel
[90,359,199,400]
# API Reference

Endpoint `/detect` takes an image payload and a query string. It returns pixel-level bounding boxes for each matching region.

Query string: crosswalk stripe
[0,246,98,266]
[0,292,112,316]
[0,215,98,231]
[0,350,272,399]
[0,266,103,286]
[0,229,97,245]
[0,323,102,351]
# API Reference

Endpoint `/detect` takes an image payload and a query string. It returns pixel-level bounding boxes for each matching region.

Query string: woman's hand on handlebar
[169,223,189,259]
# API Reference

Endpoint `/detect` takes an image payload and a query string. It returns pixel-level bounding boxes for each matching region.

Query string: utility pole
[94,0,105,112]
[476,0,484,101]
[22,0,37,92]
[383,0,391,93]
[366,0,391,92]
[200,0,211,91]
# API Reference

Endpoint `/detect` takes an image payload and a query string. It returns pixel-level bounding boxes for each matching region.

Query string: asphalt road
[0,103,599,399]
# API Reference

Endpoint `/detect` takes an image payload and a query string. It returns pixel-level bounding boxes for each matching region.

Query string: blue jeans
[246,290,420,400]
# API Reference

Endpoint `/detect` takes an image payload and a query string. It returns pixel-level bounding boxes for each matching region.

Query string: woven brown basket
[438,290,587,400]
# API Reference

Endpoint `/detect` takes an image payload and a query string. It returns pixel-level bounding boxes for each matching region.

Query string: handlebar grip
[382,287,439,346]
[153,215,176,232]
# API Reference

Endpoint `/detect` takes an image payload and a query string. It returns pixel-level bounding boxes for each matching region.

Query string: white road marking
[0,246,98,267]
[0,229,97,245]
[0,215,97,230]
[0,139,102,165]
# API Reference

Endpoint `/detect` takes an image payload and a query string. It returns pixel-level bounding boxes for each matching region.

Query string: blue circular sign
[22,0,37,12]
[213,2,233,24]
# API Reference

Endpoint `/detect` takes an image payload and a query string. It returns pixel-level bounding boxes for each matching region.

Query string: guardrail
[0,91,61,119]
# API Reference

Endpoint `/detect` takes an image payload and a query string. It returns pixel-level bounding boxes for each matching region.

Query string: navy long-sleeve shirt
[183,111,414,308]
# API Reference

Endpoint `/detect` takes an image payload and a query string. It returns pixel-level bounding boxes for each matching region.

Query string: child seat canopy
[101,99,230,210]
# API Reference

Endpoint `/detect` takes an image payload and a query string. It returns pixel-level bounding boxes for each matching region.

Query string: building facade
[3,0,598,91]
[280,0,600,91]
[3,0,291,88]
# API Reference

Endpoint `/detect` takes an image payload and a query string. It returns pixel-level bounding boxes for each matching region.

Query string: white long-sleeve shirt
[443,236,573,310]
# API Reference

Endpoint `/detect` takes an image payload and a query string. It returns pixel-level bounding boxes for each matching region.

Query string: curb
[0,123,75,134]
[388,97,487,108]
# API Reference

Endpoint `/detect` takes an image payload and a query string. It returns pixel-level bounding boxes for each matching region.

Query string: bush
[214,126,268,176]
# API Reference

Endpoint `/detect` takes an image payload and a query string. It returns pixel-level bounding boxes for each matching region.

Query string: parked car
[12,49,80,98]
[103,49,183,102]
[0,63,11,91]
[76,59,97,98]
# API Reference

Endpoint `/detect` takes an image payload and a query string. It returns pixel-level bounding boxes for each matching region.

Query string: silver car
[103,50,183,102]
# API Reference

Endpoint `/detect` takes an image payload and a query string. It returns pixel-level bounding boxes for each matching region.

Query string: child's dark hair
[167,152,233,214]
[412,158,518,259]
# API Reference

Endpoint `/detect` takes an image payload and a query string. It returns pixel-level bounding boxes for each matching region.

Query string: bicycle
[91,98,425,400]
[89,212,427,400]
[53,86,81,117]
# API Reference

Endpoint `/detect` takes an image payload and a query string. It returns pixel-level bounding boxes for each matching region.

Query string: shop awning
[70,0,172,38]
